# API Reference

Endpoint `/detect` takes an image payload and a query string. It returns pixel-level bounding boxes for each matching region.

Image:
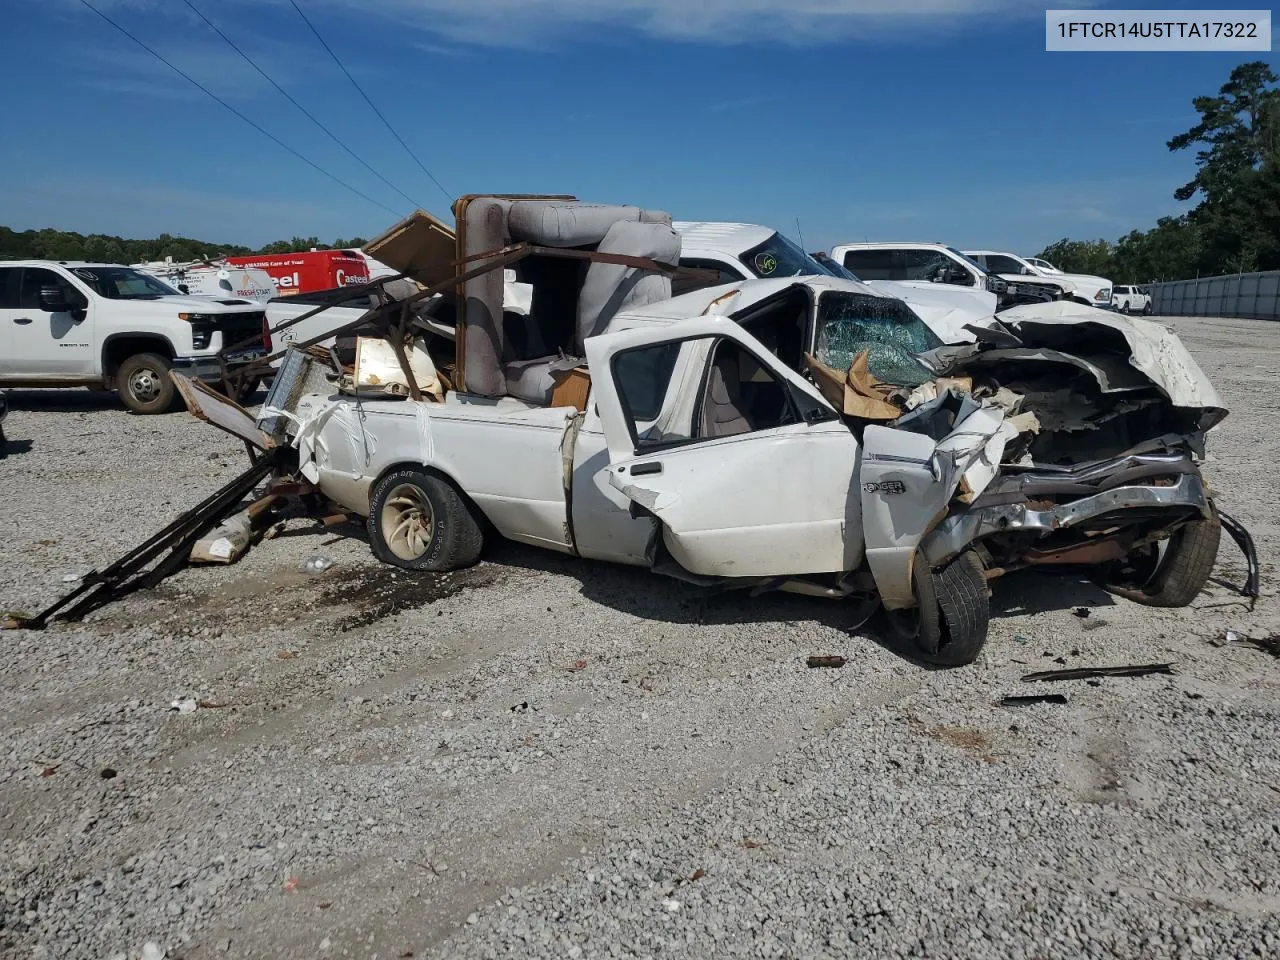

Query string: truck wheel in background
[367,467,484,572]
[1104,509,1221,608]
[117,353,177,415]
[886,549,990,667]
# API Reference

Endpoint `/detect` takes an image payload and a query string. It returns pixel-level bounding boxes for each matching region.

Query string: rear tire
[1105,510,1221,607]
[367,467,484,572]
[887,550,990,667]
[117,353,177,415]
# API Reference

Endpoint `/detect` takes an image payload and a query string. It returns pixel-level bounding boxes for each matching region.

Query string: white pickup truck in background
[673,223,997,343]
[1111,285,1153,314]
[965,251,1113,308]
[0,261,269,413]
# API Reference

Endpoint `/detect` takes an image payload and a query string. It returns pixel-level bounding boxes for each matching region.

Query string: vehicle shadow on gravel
[321,529,1119,667]
[988,570,1117,617]
[2,388,125,413]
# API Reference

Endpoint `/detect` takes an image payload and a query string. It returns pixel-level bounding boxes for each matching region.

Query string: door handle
[13,317,33,325]
[630,461,662,476]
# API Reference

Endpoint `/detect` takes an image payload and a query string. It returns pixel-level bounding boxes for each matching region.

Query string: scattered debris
[197,699,229,709]
[300,555,335,574]
[1000,694,1068,707]
[190,494,283,565]
[1072,607,1091,618]
[806,655,846,669]
[568,660,588,673]
[61,573,83,584]
[4,452,283,630]
[510,701,530,713]
[690,868,706,882]
[100,767,118,779]
[1022,663,1174,682]
[1212,629,1280,656]
[278,650,298,660]
[283,877,300,893]
[40,765,59,778]
[662,898,682,913]
[742,838,761,849]
[141,943,166,960]
[317,902,332,910]
[170,698,198,715]
[1012,635,1030,645]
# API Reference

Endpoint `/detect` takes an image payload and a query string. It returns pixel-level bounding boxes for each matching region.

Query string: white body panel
[0,261,262,386]
[585,315,864,578]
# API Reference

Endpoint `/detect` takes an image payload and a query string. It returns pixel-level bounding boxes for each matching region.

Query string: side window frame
[0,267,22,308]
[610,334,800,456]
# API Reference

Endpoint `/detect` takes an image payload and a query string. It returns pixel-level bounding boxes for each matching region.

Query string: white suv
[0,261,269,413]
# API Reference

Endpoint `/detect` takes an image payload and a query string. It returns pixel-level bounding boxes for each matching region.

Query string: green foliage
[0,227,367,263]
[1041,60,1280,282]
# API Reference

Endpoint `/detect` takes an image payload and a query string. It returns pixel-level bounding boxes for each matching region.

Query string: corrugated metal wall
[1148,271,1280,320]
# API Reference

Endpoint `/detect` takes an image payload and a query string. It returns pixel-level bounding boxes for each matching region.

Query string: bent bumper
[923,464,1210,566]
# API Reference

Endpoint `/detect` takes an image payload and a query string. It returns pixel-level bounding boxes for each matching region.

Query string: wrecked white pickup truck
[193,197,1251,668]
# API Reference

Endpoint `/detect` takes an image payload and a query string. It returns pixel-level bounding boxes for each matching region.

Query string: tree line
[1037,61,1280,283]
[0,228,370,265]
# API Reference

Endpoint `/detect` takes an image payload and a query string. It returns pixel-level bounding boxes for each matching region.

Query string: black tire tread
[930,550,991,666]
[1111,512,1221,608]
[367,468,483,572]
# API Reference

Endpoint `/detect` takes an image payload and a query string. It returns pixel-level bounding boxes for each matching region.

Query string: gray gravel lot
[1,315,1277,959]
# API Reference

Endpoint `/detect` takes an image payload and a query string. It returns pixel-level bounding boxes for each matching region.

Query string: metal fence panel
[1148,271,1280,320]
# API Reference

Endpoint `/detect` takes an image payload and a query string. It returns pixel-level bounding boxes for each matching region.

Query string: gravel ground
[1,315,1277,960]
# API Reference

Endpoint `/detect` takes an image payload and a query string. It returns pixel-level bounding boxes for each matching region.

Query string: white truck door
[584,315,863,578]
[10,267,95,376]
[0,266,20,370]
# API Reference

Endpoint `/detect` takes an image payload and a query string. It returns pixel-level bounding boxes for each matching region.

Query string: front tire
[367,467,484,572]
[886,550,990,667]
[117,353,177,414]
[1104,510,1221,607]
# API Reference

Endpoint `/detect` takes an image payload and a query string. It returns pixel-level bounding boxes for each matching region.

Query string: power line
[77,0,401,218]
[181,0,427,212]
[287,0,453,205]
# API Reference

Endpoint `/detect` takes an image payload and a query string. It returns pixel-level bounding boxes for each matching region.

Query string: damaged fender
[861,403,1009,609]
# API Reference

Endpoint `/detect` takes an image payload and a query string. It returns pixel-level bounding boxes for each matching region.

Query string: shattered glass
[814,293,942,387]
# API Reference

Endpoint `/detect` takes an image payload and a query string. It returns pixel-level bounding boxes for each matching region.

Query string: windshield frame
[70,266,180,300]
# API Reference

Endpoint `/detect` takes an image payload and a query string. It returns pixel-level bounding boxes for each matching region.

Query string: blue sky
[0,1,1274,255]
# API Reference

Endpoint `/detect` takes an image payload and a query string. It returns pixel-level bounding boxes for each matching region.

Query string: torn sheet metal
[994,302,1224,412]
[353,337,444,401]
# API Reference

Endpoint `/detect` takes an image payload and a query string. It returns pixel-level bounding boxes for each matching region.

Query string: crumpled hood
[991,301,1222,412]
